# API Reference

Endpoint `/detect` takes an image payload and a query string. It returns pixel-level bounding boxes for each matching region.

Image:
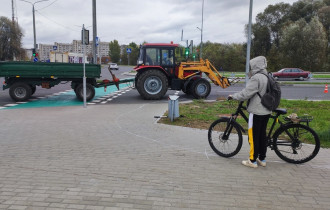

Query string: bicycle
[208,100,320,164]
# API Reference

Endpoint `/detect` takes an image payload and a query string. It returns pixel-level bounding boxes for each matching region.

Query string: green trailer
[0,62,132,102]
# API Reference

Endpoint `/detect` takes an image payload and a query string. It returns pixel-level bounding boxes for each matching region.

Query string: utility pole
[12,0,16,60]
[32,4,37,51]
[12,0,15,22]
[92,0,97,64]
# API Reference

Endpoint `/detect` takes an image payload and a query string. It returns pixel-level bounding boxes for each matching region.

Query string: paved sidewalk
[0,99,330,210]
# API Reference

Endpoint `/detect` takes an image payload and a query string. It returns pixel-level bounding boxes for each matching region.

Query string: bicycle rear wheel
[208,118,243,157]
[273,123,320,164]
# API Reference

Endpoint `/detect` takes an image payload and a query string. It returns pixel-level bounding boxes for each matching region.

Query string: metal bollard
[168,95,180,122]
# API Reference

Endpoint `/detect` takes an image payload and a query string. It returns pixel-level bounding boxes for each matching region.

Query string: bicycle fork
[222,116,237,140]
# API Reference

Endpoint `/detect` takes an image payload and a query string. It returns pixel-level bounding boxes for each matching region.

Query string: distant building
[38,40,110,63]
[39,44,53,61]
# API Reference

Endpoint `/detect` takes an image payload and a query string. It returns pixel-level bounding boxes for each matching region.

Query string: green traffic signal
[185,48,189,56]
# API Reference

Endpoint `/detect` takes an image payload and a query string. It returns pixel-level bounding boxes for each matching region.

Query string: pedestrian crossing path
[0,83,133,110]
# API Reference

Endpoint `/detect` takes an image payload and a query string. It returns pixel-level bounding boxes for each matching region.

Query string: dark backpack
[257,72,281,111]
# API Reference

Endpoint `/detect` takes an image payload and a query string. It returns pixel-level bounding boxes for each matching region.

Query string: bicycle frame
[228,101,287,149]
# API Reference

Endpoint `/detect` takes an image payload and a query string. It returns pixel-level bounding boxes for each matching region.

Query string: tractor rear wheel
[191,78,211,99]
[136,70,168,100]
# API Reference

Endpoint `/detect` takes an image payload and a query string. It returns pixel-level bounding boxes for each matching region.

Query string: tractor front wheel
[191,78,211,99]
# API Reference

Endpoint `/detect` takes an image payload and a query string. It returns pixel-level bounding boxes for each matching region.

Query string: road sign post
[53,46,57,63]
[82,25,89,108]
[96,37,100,64]
[126,48,131,66]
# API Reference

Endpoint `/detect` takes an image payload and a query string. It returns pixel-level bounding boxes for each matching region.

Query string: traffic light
[185,47,189,57]
[32,49,36,57]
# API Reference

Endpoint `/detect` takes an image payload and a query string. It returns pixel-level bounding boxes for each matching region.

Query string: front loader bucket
[218,76,231,89]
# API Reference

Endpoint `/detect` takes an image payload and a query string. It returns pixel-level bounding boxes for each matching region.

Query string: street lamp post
[197,0,204,59]
[19,0,49,51]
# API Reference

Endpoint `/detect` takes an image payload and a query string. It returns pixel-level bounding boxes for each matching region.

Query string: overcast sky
[1,0,298,48]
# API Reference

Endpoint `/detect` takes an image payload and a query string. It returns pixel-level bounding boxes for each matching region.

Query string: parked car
[272,68,311,80]
[109,63,119,70]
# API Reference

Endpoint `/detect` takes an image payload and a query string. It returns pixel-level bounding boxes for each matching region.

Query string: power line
[37,0,59,11]
[36,10,79,32]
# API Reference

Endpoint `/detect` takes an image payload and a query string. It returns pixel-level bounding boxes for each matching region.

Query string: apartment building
[38,40,110,62]
[38,44,53,61]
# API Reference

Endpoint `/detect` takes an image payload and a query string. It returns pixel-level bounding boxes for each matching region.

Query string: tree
[0,16,25,61]
[280,17,327,71]
[128,42,139,65]
[121,42,139,66]
[201,41,245,72]
[254,3,291,48]
[109,40,120,63]
[318,6,330,35]
[251,23,272,57]
[289,0,325,23]
[250,1,330,71]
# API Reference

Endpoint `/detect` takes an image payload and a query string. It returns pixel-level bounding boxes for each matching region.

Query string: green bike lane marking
[2,83,132,110]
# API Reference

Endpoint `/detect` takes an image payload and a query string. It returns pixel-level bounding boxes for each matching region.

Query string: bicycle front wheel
[208,118,243,157]
[273,123,320,164]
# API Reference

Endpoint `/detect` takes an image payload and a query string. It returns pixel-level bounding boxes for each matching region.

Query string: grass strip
[159,99,330,148]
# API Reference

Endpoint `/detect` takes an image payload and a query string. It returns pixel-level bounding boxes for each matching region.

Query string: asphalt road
[0,65,329,107]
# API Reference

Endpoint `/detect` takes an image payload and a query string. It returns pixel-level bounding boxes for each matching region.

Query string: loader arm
[178,59,231,89]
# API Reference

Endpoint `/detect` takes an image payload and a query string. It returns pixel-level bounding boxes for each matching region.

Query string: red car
[272,68,311,80]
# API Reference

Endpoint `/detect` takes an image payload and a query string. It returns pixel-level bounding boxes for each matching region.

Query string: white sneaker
[242,159,258,168]
[257,158,266,167]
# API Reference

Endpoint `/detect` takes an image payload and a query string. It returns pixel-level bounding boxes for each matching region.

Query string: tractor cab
[137,43,179,69]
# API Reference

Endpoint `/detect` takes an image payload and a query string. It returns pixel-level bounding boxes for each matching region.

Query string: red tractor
[134,43,231,100]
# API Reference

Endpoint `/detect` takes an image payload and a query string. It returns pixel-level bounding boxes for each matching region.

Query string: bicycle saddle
[274,108,287,115]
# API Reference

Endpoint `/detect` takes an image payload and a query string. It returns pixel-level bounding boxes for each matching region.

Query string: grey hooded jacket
[232,56,272,115]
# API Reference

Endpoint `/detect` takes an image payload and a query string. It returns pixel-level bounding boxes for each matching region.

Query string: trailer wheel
[9,82,33,102]
[75,83,95,101]
[136,69,168,100]
[30,85,36,95]
[191,78,211,99]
